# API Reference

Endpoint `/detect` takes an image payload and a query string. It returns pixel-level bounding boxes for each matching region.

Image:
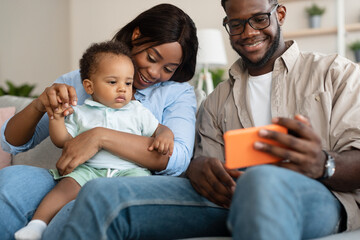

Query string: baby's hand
[52,105,66,120]
[148,129,174,156]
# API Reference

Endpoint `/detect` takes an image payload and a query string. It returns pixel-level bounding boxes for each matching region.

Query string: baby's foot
[14,220,47,240]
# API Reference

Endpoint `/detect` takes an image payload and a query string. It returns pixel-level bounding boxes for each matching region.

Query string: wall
[1,0,360,95]
[282,0,360,61]
[68,0,237,72]
[0,0,70,95]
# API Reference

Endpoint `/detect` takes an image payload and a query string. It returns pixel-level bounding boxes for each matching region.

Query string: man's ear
[83,79,94,95]
[131,27,141,41]
[277,5,286,26]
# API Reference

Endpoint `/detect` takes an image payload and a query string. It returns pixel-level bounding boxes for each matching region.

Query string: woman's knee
[0,165,56,202]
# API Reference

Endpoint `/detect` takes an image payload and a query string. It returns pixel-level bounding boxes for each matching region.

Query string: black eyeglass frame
[223,4,279,36]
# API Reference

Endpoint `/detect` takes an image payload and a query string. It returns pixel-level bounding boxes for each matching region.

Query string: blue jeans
[57,176,229,240]
[0,165,72,240]
[57,165,342,240]
[0,165,342,240]
[229,165,343,240]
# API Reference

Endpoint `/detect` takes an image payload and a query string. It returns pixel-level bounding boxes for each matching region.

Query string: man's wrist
[317,150,336,180]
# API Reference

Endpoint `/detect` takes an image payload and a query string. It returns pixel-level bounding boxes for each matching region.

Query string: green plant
[305,4,325,16]
[349,40,360,51]
[0,80,36,97]
[209,68,226,88]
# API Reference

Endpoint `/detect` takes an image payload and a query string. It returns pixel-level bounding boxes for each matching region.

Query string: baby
[15,41,174,240]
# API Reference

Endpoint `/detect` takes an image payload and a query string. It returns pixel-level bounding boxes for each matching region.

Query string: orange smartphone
[224,124,287,169]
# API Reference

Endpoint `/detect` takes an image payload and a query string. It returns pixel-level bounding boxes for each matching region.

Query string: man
[54,0,360,239]
[188,0,360,238]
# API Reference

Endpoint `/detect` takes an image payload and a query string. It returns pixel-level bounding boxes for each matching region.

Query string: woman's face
[131,42,183,90]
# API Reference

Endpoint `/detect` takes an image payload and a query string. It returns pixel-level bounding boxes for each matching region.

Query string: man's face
[224,0,283,69]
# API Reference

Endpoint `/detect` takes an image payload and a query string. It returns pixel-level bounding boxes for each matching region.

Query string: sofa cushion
[11,136,60,169]
[0,106,16,169]
[0,95,33,113]
[0,95,60,169]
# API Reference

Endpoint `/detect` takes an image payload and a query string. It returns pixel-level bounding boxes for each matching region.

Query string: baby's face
[89,53,134,109]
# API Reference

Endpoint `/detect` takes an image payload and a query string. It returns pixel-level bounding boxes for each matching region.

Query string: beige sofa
[0,95,60,169]
[1,95,360,240]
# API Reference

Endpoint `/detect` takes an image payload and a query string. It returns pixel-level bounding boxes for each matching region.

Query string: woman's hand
[4,83,78,146]
[56,128,102,176]
[186,156,242,208]
[35,83,78,119]
[254,114,326,179]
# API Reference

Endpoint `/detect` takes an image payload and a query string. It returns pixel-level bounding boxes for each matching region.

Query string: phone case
[224,124,287,169]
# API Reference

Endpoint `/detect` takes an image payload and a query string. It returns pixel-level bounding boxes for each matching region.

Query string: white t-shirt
[65,98,159,170]
[248,72,272,127]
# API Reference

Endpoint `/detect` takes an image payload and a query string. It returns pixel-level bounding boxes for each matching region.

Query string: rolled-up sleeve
[1,114,49,155]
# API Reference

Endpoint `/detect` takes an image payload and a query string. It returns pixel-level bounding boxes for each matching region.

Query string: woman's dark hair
[79,41,133,81]
[111,3,198,83]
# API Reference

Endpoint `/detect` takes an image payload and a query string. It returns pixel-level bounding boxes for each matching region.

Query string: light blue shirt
[67,99,159,170]
[1,70,197,176]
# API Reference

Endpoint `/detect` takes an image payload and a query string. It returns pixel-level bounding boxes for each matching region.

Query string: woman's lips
[139,72,153,84]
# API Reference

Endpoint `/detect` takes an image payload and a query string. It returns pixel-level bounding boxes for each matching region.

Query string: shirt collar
[278,40,300,72]
[84,98,106,108]
[134,82,162,99]
[84,98,133,110]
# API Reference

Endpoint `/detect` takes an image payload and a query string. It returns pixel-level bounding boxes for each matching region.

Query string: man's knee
[238,165,288,186]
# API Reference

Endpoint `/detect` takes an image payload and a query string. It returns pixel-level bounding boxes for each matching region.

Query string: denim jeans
[57,165,342,240]
[229,165,343,240]
[0,165,56,240]
[57,176,230,240]
[0,165,342,240]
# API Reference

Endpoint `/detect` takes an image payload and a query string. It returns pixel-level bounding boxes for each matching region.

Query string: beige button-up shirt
[194,41,360,231]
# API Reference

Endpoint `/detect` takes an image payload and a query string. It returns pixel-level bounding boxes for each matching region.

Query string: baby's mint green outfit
[50,165,150,186]
[50,98,159,186]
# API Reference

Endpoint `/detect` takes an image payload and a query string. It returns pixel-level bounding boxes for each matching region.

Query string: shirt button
[315,96,320,102]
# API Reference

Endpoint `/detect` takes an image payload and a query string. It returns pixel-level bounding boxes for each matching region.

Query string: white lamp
[197,28,227,95]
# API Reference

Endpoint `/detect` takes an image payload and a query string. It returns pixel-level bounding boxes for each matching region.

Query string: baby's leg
[14,177,80,240]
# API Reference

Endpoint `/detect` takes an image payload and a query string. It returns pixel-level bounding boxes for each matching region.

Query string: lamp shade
[197,28,227,67]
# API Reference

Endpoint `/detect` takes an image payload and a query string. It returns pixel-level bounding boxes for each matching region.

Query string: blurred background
[1,0,359,96]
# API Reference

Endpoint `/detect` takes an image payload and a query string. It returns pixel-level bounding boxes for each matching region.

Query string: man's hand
[56,128,101,176]
[254,114,326,179]
[186,156,242,208]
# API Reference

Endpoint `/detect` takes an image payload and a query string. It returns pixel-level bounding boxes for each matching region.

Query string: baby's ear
[82,79,94,95]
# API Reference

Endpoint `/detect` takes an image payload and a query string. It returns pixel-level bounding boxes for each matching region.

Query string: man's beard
[233,23,281,68]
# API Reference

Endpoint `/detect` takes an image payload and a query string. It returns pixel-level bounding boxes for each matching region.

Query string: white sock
[14,219,47,240]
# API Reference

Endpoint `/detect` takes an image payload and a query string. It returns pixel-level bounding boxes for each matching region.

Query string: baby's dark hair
[79,41,132,81]
[221,0,278,9]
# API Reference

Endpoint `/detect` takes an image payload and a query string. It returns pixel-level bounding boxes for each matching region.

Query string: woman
[0,4,198,239]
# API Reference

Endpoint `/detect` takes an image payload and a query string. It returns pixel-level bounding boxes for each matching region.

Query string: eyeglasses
[223,4,279,36]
